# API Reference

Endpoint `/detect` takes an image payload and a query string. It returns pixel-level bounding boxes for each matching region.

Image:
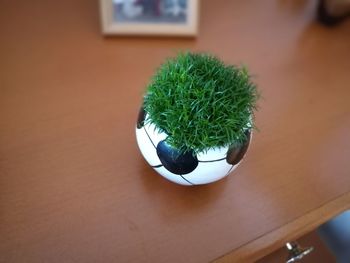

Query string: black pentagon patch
[226,130,251,165]
[136,107,146,129]
[156,140,198,175]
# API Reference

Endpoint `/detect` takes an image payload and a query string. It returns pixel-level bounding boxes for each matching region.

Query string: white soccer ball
[135,109,251,186]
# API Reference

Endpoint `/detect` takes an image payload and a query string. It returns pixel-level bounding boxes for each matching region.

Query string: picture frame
[99,0,199,36]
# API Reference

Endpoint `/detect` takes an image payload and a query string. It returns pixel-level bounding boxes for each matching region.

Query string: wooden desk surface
[1,1,350,262]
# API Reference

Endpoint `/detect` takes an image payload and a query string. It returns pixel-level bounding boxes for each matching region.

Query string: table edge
[213,190,350,263]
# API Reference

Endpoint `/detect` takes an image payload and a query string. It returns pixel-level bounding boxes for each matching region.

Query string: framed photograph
[99,0,199,36]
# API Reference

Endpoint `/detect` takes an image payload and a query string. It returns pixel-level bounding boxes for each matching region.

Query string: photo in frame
[100,0,199,36]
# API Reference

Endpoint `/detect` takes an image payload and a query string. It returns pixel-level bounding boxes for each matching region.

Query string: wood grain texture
[1,1,350,263]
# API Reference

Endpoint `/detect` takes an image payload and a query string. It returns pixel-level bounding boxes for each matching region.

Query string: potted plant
[136,52,258,185]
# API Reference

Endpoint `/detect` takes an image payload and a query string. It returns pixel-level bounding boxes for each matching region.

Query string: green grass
[144,52,259,154]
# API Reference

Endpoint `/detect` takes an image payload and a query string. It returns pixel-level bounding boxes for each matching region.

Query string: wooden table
[1,1,350,262]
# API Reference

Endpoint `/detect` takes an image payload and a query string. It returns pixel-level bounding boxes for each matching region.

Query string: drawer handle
[286,241,314,263]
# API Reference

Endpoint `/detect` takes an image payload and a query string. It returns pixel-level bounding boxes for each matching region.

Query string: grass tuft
[144,52,259,154]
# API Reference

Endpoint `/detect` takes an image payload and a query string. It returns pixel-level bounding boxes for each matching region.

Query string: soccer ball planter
[136,109,252,185]
[135,53,258,186]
